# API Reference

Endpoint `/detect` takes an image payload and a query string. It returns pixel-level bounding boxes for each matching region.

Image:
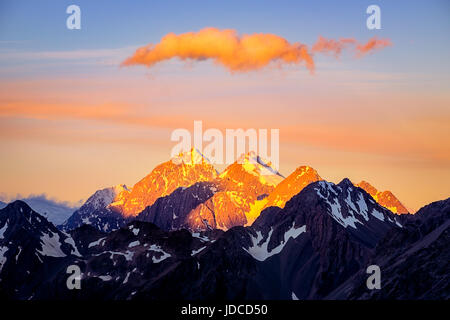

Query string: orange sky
[0,54,449,212]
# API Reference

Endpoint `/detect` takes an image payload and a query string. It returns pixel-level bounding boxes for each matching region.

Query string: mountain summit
[110,148,218,217]
[185,152,284,230]
[263,165,322,210]
[220,151,284,187]
[61,184,129,232]
[356,181,409,214]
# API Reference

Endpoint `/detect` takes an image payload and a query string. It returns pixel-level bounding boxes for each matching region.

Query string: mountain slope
[109,148,218,217]
[262,165,322,210]
[0,201,80,299]
[220,151,284,187]
[31,220,224,300]
[137,181,219,231]
[61,184,129,232]
[0,191,447,300]
[244,178,402,299]
[186,152,285,230]
[122,178,404,299]
[328,197,449,299]
[17,195,78,225]
[1,162,447,301]
[357,181,409,214]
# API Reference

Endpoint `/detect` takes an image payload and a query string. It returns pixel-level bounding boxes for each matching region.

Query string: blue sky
[1,0,449,74]
[0,1,449,210]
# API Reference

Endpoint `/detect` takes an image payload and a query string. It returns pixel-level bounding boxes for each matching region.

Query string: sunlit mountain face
[186,151,285,230]
[356,181,409,214]
[60,148,413,234]
[109,149,218,218]
[262,166,323,210]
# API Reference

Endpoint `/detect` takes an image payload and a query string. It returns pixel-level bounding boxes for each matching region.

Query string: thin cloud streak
[0,99,448,167]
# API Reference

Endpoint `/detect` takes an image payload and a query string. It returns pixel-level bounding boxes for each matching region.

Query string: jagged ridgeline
[0,148,447,300]
[60,149,409,233]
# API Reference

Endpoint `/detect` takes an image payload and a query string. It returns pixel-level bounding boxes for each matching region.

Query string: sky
[0,0,449,212]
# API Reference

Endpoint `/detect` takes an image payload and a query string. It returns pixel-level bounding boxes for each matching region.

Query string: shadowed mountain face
[60,185,129,233]
[3,179,444,301]
[137,182,219,231]
[328,197,449,300]
[0,201,80,299]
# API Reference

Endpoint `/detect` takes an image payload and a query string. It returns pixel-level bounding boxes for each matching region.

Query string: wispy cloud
[0,192,82,208]
[0,46,138,66]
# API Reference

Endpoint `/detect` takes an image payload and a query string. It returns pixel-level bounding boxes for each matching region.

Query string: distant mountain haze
[0,196,78,225]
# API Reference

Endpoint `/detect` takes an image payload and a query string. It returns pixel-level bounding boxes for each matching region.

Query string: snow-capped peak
[314,180,402,229]
[85,184,129,210]
[221,151,284,186]
[171,148,213,166]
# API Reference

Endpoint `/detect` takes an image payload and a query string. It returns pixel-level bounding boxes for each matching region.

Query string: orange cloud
[311,36,392,57]
[122,28,391,72]
[311,37,357,57]
[122,28,315,72]
[355,37,392,57]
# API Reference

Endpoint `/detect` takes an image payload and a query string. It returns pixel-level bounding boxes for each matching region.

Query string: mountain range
[0,196,77,225]
[58,149,410,234]
[0,148,447,300]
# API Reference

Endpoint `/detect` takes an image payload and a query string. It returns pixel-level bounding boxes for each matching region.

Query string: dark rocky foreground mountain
[328,197,450,299]
[0,180,448,300]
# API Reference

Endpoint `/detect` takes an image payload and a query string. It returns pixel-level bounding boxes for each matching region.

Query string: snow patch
[37,232,66,258]
[128,240,140,248]
[243,223,306,262]
[0,222,8,239]
[315,183,361,229]
[93,250,134,262]
[0,246,8,271]
[62,233,81,257]
[191,246,206,256]
[148,244,171,263]
[371,208,385,221]
[123,272,131,284]
[355,194,369,221]
[191,232,209,242]
[88,237,106,248]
